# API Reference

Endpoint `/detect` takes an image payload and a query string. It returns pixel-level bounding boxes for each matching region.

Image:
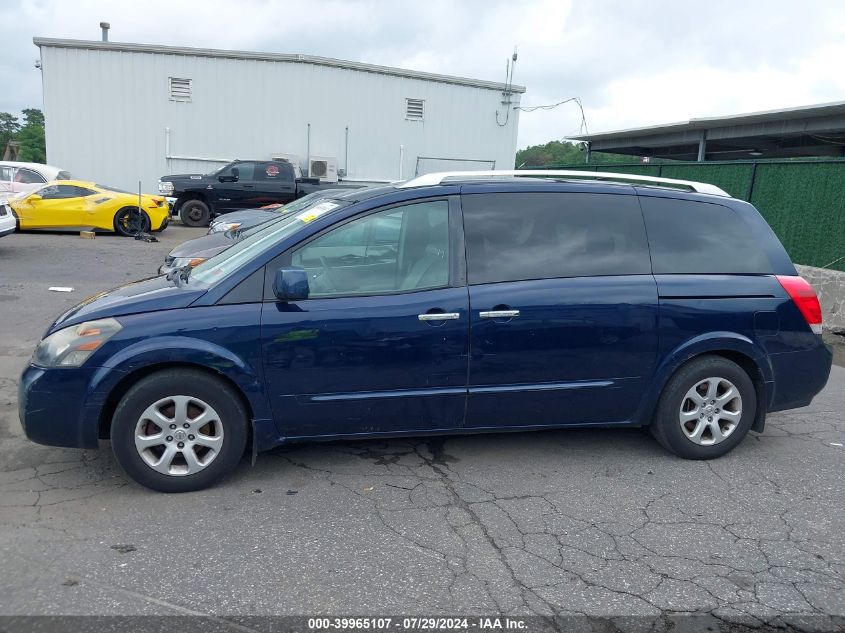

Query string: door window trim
[261,195,463,301]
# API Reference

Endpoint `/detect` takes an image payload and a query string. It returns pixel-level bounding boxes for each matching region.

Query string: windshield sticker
[296,202,339,223]
[266,164,279,177]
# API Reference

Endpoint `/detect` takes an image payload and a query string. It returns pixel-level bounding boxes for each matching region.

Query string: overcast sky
[2,0,844,149]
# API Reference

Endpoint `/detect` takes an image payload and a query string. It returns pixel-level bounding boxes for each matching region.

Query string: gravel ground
[0,227,843,630]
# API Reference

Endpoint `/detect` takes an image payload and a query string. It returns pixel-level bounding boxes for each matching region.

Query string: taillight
[776,275,823,334]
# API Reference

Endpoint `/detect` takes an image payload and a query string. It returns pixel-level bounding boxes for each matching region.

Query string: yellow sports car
[8,180,169,236]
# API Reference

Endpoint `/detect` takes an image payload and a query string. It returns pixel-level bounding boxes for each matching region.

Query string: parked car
[0,161,72,202]
[19,170,832,492]
[207,189,348,234]
[0,202,15,238]
[160,190,353,275]
[8,180,169,235]
[159,159,361,227]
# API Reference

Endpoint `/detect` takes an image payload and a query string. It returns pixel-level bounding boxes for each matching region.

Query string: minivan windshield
[190,200,343,285]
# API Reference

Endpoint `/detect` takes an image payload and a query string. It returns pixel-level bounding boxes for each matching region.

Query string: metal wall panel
[39,45,521,193]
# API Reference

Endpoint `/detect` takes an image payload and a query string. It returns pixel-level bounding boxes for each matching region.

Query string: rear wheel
[179,199,210,227]
[110,369,248,492]
[651,355,756,459]
[114,207,151,236]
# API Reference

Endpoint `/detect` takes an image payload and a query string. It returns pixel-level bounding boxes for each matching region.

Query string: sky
[1,0,844,149]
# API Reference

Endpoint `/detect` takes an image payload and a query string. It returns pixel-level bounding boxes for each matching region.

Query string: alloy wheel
[678,376,742,446]
[134,395,224,476]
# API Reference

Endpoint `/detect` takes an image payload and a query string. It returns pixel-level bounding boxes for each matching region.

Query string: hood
[168,232,234,260]
[47,276,207,335]
[211,209,279,228]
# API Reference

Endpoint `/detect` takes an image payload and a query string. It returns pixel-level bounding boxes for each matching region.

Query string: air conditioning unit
[308,156,338,183]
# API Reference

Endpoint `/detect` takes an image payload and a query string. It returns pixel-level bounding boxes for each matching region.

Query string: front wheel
[111,369,248,492]
[114,207,151,236]
[650,355,757,459]
[179,200,210,227]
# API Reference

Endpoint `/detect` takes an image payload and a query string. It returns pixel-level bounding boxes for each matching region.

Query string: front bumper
[19,364,102,448]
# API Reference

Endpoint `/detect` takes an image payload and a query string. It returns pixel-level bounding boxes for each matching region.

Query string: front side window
[462,192,651,285]
[292,200,449,297]
[640,197,772,274]
[217,162,255,181]
[37,184,79,200]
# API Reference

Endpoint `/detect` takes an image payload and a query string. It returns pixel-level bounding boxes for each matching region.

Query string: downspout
[306,123,311,177]
[399,144,405,180]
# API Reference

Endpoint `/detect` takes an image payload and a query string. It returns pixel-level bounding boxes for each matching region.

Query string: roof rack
[396,169,730,197]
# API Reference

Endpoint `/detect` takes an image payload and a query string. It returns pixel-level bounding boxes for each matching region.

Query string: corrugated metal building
[33,38,525,191]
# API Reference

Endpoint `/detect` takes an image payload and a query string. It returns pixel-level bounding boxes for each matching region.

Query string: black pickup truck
[159,159,360,227]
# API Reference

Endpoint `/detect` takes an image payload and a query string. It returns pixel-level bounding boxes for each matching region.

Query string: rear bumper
[768,342,833,412]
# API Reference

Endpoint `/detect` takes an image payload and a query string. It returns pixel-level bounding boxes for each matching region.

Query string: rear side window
[256,162,294,181]
[15,168,46,184]
[462,192,651,285]
[640,197,771,274]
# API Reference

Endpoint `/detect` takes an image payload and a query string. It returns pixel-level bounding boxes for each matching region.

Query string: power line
[514,97,589,135]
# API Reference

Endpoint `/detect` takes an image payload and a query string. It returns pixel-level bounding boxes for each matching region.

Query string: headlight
[170,256,206,268]
[158,181,174,195]
[208,222,240,234]
[32,318,122,368]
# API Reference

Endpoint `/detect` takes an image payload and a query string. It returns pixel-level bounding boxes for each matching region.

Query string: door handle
[479,310,520,319]
[418,312,460,321]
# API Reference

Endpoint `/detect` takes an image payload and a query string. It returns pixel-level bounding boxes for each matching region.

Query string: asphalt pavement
[0,227,843,629]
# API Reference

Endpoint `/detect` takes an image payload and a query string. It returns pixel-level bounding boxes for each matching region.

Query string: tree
[515,139,639,167]
[16,108,46,163]
[21,108,44,128]
[0,112,20,154]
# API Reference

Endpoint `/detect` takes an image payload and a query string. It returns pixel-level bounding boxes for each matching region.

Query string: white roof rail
[397,169,730,197]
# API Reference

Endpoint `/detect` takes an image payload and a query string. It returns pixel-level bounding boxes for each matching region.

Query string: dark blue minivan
[19,171,832,492]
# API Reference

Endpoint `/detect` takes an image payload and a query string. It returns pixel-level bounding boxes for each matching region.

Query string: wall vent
[169,77,192,102]
[405,98,424,121]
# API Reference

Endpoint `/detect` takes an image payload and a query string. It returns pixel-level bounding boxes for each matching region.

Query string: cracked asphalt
[0,227,844,629]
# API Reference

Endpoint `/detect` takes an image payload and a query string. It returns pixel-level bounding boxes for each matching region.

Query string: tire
[110,369,248,492]
[114,207,151,237]
[179,199,210,227]
[650,355,756,460]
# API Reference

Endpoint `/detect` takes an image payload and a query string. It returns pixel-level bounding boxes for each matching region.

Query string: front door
[261,198,469,438]
[460,190,659,429]
[213,161,259,212]
[17,184,84,229]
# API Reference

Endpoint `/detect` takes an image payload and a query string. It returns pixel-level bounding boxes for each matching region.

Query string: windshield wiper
[166,264,194,285]
[178,264,194,283]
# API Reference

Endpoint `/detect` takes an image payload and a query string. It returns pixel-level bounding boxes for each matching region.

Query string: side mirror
[28,194,41,201]
[273,267,309,301]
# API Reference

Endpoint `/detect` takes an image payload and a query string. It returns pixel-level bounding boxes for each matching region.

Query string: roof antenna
[100,22,110,42]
